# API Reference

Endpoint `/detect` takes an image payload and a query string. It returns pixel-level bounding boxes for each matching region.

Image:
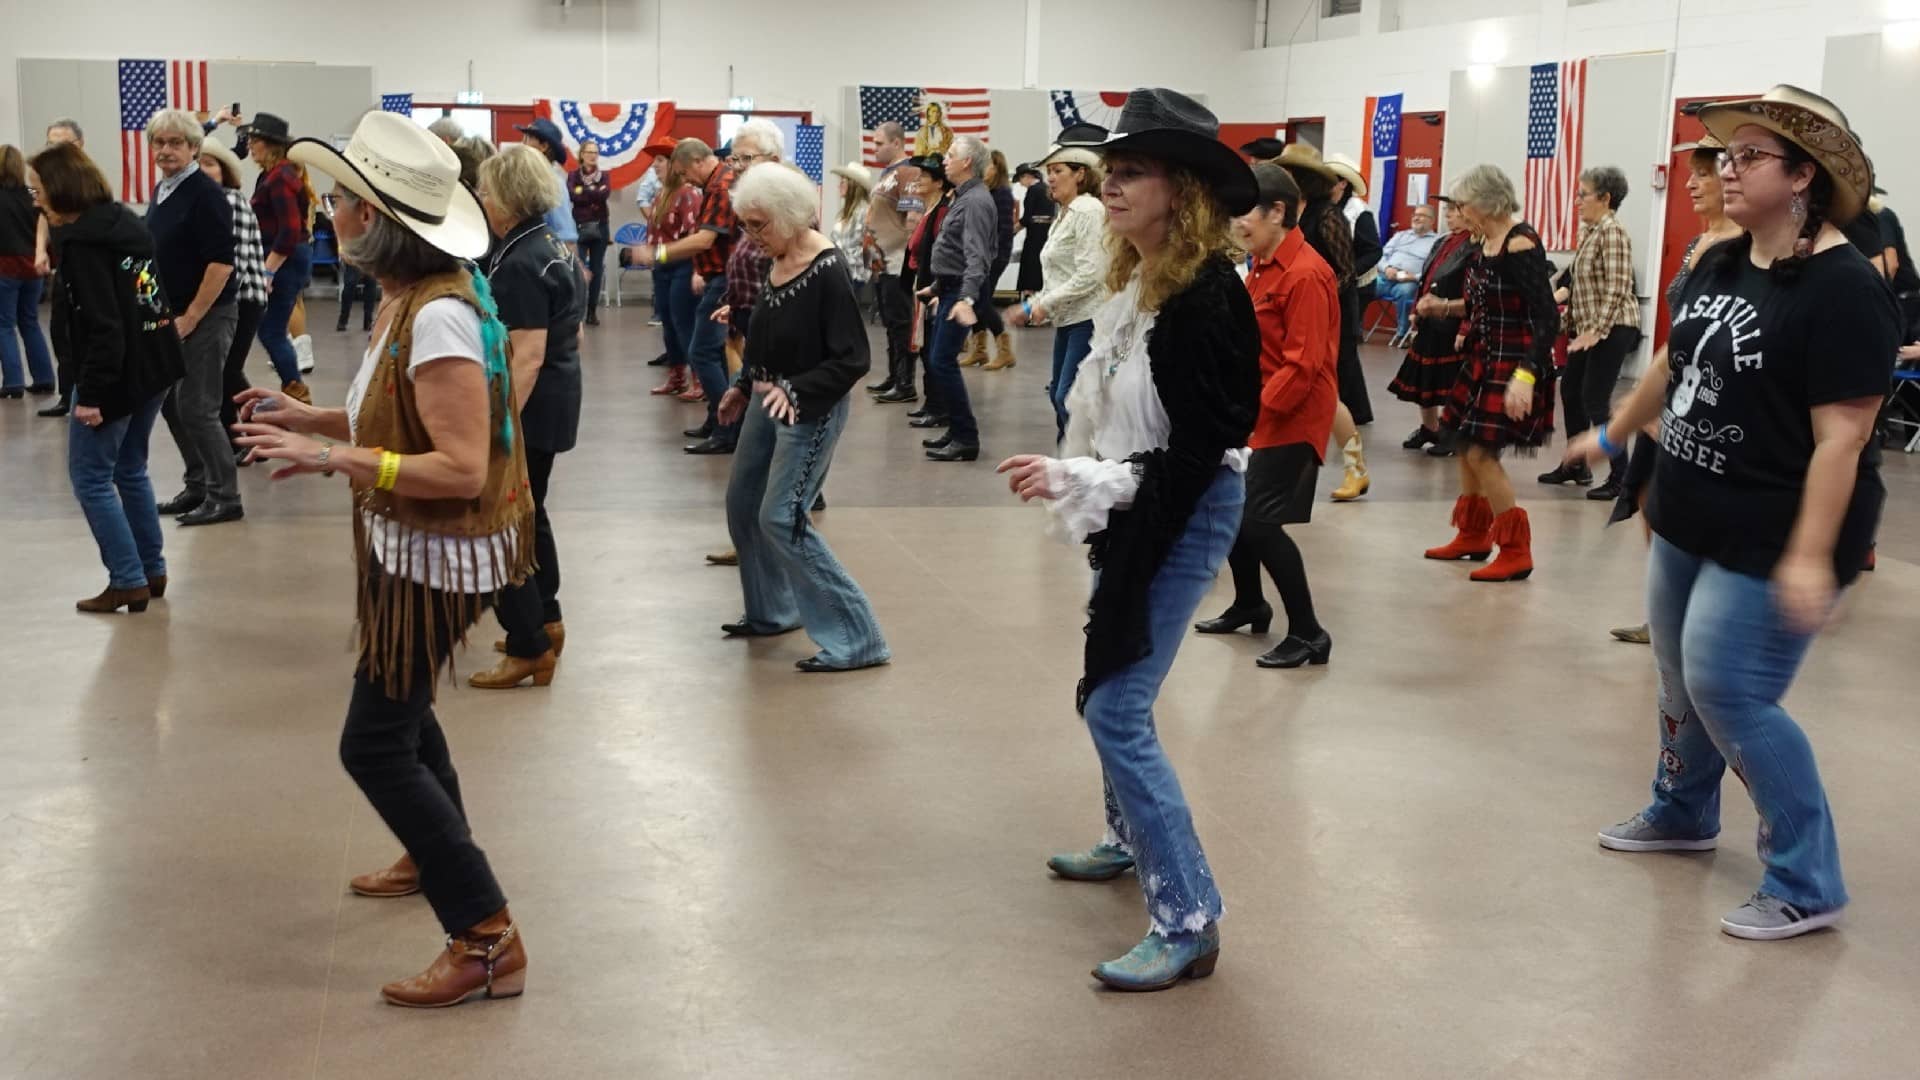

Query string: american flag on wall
[1047,90,1129,141]
[857,86,992,167]
[1524,59,1587,250]
[380,93,414,115]
[794,124,825,184]
[119,59,210,204]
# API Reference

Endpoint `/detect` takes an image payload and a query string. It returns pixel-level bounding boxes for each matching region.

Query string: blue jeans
[725,397,889,667]
[1048,320,1094,442]
[686,276,737,442]
[0,275,56,389]
[68,392,168,589]
[1088,466,1244,935]
[1640,535,1846,912]
[258,243,312,386]
[654,260,694,367]
[924,294,979,445]
[1380,278,1418,334]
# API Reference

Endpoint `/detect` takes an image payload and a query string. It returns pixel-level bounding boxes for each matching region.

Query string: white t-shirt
[346,297,516,594]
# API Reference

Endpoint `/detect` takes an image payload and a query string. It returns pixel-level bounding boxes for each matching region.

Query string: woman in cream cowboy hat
[233,110,537,1005]
[1006,141,1108,439]
[1569,85,1899,941]
[828,161,874,287]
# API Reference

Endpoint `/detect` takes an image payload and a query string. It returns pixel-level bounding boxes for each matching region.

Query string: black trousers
[337,266,381,329]
[1227,520,1320,639]
[875,271,914,388]
[340,569,506,935]
[493,447,561,657]
[974,256,1011,337]
[579,228,609,315]
[1562,324,1641,477]
[221,300,266,452]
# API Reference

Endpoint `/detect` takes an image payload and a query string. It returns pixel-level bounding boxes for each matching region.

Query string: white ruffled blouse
[1042,274,1248,544]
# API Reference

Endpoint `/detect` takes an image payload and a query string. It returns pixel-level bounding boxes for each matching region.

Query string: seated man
[1377,204,1441,345]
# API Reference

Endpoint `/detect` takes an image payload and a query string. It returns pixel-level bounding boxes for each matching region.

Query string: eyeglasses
[152,136,191,150]
[741,217,771,234]
[729,152,772,168]
[1716,146,1791,175]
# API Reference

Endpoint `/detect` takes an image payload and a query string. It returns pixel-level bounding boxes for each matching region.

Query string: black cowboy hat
[1014,161,1041,181]
[907,154,948,182]
[1238,137,1287,161]
[1055,88,1256,215]
[237,112,293,146]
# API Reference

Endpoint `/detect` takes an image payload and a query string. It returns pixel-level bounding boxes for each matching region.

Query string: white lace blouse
[1041,275,1248,543]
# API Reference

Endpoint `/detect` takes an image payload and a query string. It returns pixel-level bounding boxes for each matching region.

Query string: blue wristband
[1595,426,1619,458]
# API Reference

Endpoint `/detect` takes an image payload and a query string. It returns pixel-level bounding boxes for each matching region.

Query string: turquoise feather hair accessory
[465,263,516,451]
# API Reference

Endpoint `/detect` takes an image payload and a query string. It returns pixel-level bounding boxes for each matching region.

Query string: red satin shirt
[1245,225,1341,457]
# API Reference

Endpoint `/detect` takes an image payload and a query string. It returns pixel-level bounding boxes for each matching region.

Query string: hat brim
[238,126,292,146]
[1274,149,1337,183]
[1698,99,1870,224]
[1328,167,1368,198]
[1072,129,1258,215]
[829,166,874,191]
[1037,146,1104,171]
[288,137,491,261]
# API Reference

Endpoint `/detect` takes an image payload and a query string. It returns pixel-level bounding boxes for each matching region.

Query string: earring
[1790,192,1807,223]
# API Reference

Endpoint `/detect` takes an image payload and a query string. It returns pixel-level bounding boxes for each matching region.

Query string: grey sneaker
[1597,813,1718,852]
[1721,892,1843,941]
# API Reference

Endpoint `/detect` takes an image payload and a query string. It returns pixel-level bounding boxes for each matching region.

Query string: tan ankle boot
[1330,435,1370,501]
[468,650,558,689]
[494,620,565,659]
[350,853,420,898]
[983,332,1017,370]
[381,909,526,1008]
[282,380,313,405]
[960,333,989,367]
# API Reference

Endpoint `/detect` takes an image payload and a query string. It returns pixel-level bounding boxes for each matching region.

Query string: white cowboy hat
[829,161,874,192]
[288,111,489,260]
[1038,145,1104,171]
[1323,151,1368,198]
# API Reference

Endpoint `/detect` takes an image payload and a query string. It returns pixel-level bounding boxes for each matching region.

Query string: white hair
[732,163,820,235]
[734,118,785,159]
[950,135,989,179]
[145,109,204,149]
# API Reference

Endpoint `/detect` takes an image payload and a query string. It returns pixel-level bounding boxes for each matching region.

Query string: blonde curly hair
[1101,153,1236,313]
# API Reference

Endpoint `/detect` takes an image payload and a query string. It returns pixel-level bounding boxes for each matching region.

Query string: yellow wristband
[375,450,402,492]
[1510,368,1537,387]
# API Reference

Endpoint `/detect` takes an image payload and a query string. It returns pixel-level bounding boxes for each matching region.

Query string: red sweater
[1246,226,1341,457]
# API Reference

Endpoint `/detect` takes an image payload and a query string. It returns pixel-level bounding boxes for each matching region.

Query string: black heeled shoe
[875,386,919,404]
[925,442,978,462]
[684,421,715,439]
[866,378,895,394]
[1194,603,1273,635]
[922,434,951,450]
[721,620,799,638]
[0,388,22,400]
[908,413,950,429]
[1256,630,1333,669]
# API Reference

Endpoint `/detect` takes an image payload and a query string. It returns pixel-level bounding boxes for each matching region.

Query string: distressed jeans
[1639,535,1847,913]
[1088,466,1244,935]
[725,396,888,668]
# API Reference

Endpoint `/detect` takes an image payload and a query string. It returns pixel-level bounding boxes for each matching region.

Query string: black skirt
[1244,443,1321,527]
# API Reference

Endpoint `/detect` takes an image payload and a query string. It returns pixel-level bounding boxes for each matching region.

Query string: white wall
[3,0,1258,149]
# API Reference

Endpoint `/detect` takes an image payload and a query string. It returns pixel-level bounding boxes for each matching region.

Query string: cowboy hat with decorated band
[513,117,569,165]
[1324,151,1368,198]
[288,110,490,260]
[237,112,293,146]
[1273,141,1337,183]
[1054,88,1258,215]
[1671,132,1726,155]
[829,161,875,192]
[1697,84,1873,225]
[1238,136,1287,162]
[906,154,948,182]
[1037,144,1103,172]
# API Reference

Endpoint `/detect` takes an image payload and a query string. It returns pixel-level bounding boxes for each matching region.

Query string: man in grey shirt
[915,134,996,460]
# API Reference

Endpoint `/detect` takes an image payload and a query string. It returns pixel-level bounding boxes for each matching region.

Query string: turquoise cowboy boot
[1046,844,1135,881]
[1091,925,1221,992]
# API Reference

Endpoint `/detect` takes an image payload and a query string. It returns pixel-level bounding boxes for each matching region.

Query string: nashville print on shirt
[1661,289,1761,477]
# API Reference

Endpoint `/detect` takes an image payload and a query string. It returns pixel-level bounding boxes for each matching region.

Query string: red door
[1389,111,1444,233]
[1219,122,1286,155]
[1656,95,1750,348]
[492,105,535,149]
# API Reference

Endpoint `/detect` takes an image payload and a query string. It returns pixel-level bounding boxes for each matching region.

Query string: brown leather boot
[983,332,1017,370]
[380,909,526,1008]
[349,853,420,898]
[76,586,151,614]
[493,620,565,659]
[282,380,313,405]
[147,574,168,599]
[468,650,558,689]
[959,332,989,367]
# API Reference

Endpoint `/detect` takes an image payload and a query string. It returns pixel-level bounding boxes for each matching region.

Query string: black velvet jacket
[1077,253,1260,712]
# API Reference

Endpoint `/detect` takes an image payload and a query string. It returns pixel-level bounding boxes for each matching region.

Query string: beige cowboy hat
[1324,151,1368,198]
[1670,131,1726,155]
[829,161,874,192]
[1037,144,1103,171]
[197,138,246,186]
[1698,84,1873,225]
[288,110,490,260]
[1274,141,1337,183]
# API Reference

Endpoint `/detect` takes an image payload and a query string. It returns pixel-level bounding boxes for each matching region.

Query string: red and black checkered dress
[1443,222,1560,454]
[1389,229,1475,407]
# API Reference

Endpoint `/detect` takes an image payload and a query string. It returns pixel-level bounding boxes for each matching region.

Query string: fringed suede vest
[352,270,535,698]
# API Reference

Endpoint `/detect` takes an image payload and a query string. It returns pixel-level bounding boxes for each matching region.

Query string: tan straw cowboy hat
[1273,141,1338,184]
[1698,85,1873,225]
[829,161,874,192]
[288,110,490,260]
[1324,151,1368,198]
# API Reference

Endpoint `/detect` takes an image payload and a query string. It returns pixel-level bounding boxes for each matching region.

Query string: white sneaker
[294,334,315,374]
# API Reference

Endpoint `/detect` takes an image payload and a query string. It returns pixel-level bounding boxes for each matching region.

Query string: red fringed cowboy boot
[380,908,527,1008]
[1423,494,1494,562]
[1471,507,1534,582]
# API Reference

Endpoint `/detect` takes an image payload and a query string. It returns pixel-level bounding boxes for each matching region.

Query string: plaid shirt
[725,236,771,334]
[250,160,309,258]
[692,163,739,278]
[1567,211,1639,337]
[224,188,270,305]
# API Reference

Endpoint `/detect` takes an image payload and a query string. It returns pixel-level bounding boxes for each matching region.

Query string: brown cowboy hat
[1274,141,1337,183]
[1698,85,1872,224]
[1670,132,1725,155]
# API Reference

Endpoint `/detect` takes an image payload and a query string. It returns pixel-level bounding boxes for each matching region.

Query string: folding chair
[610,222,649,307]
[1886,367,1920,453]
[1361,296,1397,344]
